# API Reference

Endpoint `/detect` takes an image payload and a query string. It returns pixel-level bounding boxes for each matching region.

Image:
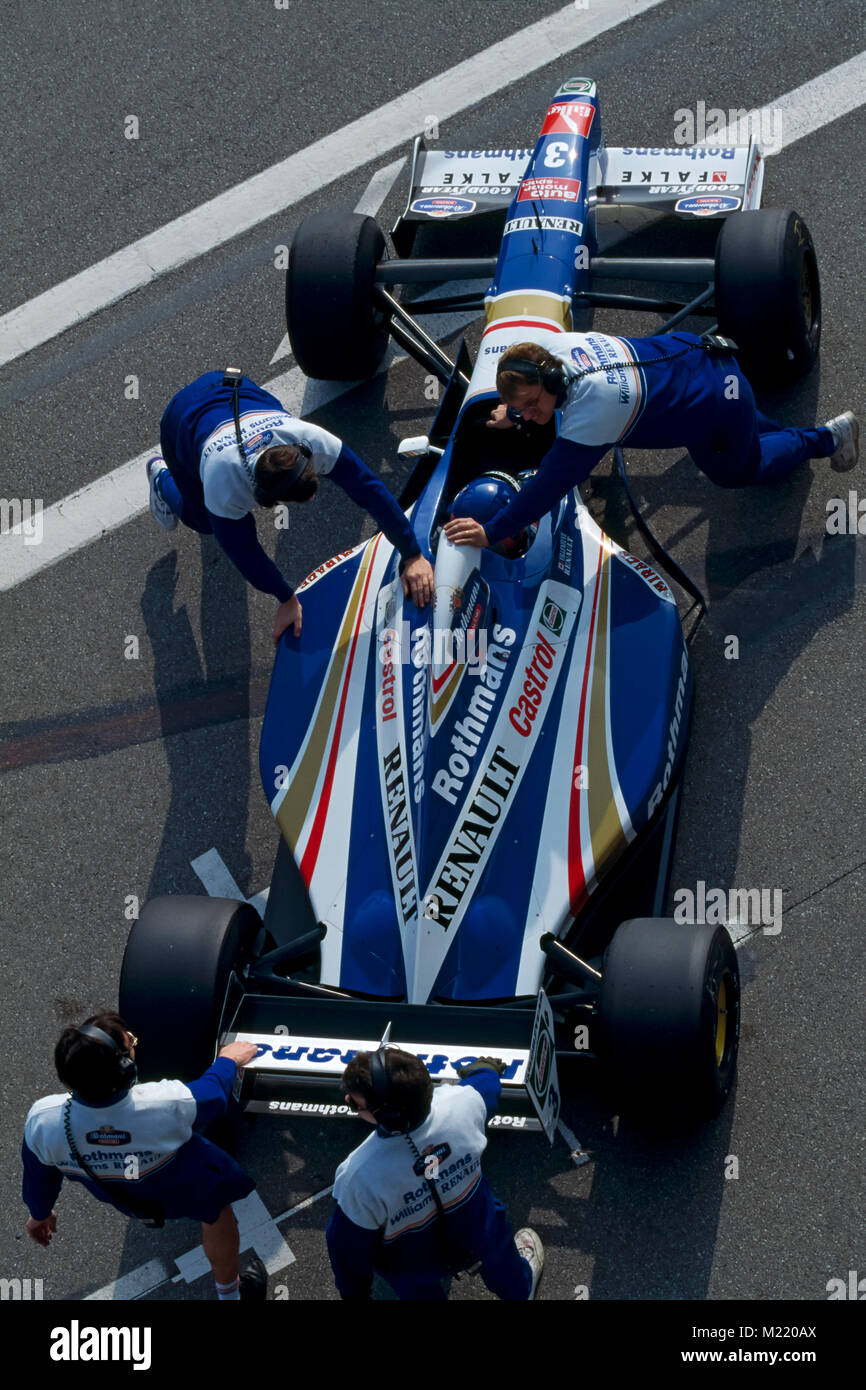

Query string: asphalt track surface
[1,0,865,1322]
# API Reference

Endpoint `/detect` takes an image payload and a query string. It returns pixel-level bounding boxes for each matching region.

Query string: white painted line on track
[191,847,247,901]
[704,49,866,152]
[85,1256,175,1301]
[556,1117,591,1167]
[273,1185,336,1225]
[0,0,666,369]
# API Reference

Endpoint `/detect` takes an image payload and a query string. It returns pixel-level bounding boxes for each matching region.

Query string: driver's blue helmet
[449,470,535,557]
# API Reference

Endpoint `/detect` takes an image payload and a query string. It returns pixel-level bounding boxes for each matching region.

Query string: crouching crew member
[148,370,434,644]
[444,336,858,550]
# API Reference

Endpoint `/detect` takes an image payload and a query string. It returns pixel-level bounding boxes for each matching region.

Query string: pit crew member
[326,1047,544,1301]
[148,370,434,644]
[443,336,859,550]
[22,1011,266,1302]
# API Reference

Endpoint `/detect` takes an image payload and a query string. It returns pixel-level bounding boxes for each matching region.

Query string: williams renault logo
[541,600,565,635]
[86,1126,132,1147]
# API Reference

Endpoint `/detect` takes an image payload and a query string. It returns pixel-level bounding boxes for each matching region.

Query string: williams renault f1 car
[115,78,823,1132]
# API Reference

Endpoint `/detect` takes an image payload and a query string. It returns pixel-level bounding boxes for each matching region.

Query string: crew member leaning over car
[147,371,434,645]
[443,335,859,551]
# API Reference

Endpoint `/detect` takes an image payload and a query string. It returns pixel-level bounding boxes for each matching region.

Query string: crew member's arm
[325,1203,382,1300]
[455,1057,508,1118]
[208,513,294,602]
[22,1138,62,1244]
[328,445,434,607]
[445,437,609,548]
[186,1042,258,1133]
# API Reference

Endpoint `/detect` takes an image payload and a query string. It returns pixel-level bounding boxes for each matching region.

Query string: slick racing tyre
[714,208,821,384]
[286,212,389,379]
[119,896,261,1082]
[598,917,740,1126]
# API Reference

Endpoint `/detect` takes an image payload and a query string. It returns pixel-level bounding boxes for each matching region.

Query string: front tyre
[599,917,740,1126]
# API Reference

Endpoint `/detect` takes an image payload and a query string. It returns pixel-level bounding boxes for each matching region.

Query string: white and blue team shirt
[198,411,343,521]
[327,1072,509,1295]
[485,329,731,545]
[21,1058,243,1220]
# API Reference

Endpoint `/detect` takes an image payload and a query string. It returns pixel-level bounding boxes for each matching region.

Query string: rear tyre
[599,917,740,1125]
[119,896,261,1082]
[286,212,389,379]
[714,209,821,384]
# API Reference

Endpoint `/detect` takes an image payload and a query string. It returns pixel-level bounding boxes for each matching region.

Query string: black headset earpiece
[367,1047,409,1132]
[499,356,568,406]
[76,1024,138,1089]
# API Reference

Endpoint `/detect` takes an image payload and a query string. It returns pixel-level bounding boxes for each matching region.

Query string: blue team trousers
[686,358,835,487]
[382,1214,533,1301]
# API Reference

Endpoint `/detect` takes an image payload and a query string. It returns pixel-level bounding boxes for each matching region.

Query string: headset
[496,355,569,406]
[367,1046,412,1133]
[75,1024,138,1090]
[222,368,312,508]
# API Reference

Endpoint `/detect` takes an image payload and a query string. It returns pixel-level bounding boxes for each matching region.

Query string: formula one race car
[117,77,808,1133]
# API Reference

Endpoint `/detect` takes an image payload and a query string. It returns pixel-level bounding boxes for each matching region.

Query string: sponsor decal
[247,1034,525,1080]
[526,990,560,1143]
[646,183,742,194]
[508,630,559,737]
[517,176,582,203]
[432,624,515,806]
[381,744,418,927]
[675,193,741,217]
[555,78,595,95]
[504,214,583,236]
[420,184,513,196]
[410,628,429,803]
[442,148,533,160]
[647,647,689,815]
[617,551,673,601]
[380,628,398,723]
[620,146,737,158]
[410,196,476,218]
[541,600,565,635]
[244,429,273,453]
[712,170,727,182]
[411,1142,452,1177]
[85,1126,132,1147]
[429,746,520,931]
[296,547,358,592]
[571,347,594,370]
[540,102,595,138]
[557,533,574,576]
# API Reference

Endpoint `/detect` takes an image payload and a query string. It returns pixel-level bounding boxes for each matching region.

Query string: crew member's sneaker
[238,1255,268,1302]
[514,1227,544,1300]
[146,455,178,528]
[825,411,859,471]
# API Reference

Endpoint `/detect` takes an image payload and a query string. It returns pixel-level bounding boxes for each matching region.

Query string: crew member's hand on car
[218,1041,260,1067]
[443,518,489,548]
[273,595,303,645]
[401,554,435,607]
[486,403,514,429]
[456,1056,509,1077]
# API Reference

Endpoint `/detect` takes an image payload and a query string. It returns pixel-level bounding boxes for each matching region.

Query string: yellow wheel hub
[715,975,728,1068]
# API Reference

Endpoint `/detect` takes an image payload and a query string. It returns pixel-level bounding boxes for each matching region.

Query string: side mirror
[397,436,444,460]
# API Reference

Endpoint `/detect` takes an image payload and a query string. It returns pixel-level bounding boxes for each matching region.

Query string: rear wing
[223,990,560,1136]
[391,139,533,255]
[391,136,763,256]
[595,140,764,215]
